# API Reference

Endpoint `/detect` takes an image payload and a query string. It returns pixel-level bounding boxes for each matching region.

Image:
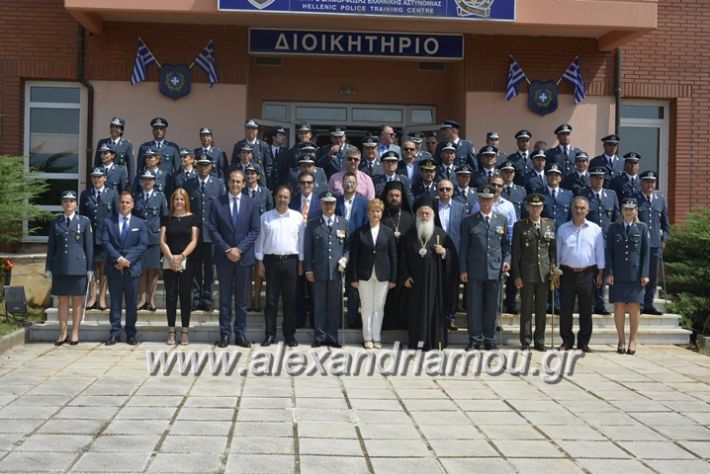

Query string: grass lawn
[0,300,45,338]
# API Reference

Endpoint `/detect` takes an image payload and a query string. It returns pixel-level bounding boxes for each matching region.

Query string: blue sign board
[220,0,515,22]
[249,29,464,59]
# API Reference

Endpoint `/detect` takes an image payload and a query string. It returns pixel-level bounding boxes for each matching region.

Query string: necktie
[273,148,279,159]
[201,181,206,193]
[551,189,556,200]
[630,177,635,187]
[66,216,71,228]
[327,218,333,232]
[302,199,309,218]
[445,167,451,179]
[250,189,255,198]
[145,193,149,202]
[596,192,601,203]
[120,216,129,240]
[505,186,511,197]
[562,147,568,159]
[368,162,373,173]
[485,215,490,226]
[647,195,652,206]
[232,197,239,227]
[625,224,630,237]
[96,190,101,202]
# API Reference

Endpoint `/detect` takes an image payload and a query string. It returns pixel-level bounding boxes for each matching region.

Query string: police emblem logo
[528,80,559,116]
[248,0,276,9]
[455,0,495,17]
[159,64,192,100]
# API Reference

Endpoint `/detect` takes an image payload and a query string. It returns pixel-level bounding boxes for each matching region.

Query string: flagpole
[138,37,162,68]
[509,55,531,85]
[556,56,579,86]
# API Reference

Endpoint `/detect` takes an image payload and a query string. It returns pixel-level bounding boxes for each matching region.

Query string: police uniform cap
[141,170,157,180]
[110,117,125,128]
[330,126,346,136]
[546,164,562,175]
[554,123,573,135]
[623,151,641,161]
[515,129,532,140]
[150,117,168,128]
[298,156,315,165]
[274,127,286,135]
[245,119,259,129]
[499,161,516,171]
[196,155,213,165]
[639,170,657,180]
[575,151,589,161]
[179,147,194,157]
[589,167,607,176]
[477,185,496,199]
[526,193,545,206]
[480,145,498,156]
[441,141,456,152]
[455,165,473,175]
[441,119,461,129]
[381,151,400,162]
[90,167,106,177]
[362,137,378,147]
[419,158,437,170]
[407,131,424,143]
[199,127,212,135]
[61,190,78,200]
[622,198,638,209]
[143,148,159,157]
[601,134,620,144]
[244,163,260,174]
[297,123,312,132]
[486,131,500,140]
[240,143,254,152]
[532,150,547,160]
[319,191,337,203]
[98,143,115,154]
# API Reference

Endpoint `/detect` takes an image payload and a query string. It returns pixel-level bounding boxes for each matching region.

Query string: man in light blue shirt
[555,196,605,352]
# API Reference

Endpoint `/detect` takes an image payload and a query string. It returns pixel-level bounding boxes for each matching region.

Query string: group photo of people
[45,116,670,355]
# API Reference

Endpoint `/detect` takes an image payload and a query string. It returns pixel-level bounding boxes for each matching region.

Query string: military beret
[110,117,125,128]
[61,190,78,200]
[199,127,212,135]
[330,126,346,136]
[601,134,620,144]
[150,117,168,128]
[480,145,498,156]
[381,151,400,162]
[245,119,259,129]
[319,191,337,203]
[499,161,516,171]
[526,193,545,206]
[546,164,562,175]
[477,185,496,199]
[90,167,106,177]
[622,197,638,208]
[419,158,436,170]
[515,129,532,140]
[441,141,456,152]
[455,165,473,175]
[589,167,607,176]
[623,152,641,161]
[141,170,157,180]
[639,170,657,180]
[98,143,115,154]
[554,123,572,135]
[486,131,500,140]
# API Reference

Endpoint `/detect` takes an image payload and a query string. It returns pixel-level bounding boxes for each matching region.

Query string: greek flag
[505,56,526,101]
[562,57,586,104]
[195,41,219,87]
[130,39,156,85]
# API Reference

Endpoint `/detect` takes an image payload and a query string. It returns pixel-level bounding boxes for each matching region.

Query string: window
[24,82,83,241]
[620,101,669,194]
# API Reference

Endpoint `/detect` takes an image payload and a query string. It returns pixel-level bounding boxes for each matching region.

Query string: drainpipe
[77,25,94,181]
[615,48,622,134]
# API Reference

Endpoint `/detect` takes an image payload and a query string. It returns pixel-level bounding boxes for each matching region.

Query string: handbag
[163,255,186,272]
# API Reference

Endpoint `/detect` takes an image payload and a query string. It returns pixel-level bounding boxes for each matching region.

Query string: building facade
[0,0,706,241]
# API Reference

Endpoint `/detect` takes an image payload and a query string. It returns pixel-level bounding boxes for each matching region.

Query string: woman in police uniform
[45,191,93,345]
[605,198,650,355]
[134,170,168,311]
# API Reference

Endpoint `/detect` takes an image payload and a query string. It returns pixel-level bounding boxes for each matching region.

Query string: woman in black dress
[160,188,199,345]
[45,191,93,345]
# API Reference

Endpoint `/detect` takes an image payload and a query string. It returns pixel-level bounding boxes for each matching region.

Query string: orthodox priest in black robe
[399,197,456,351]
[380,181,414,330]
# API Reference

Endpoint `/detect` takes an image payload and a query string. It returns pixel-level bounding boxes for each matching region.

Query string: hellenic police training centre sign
[249,29,464,60]
[220,0,515,21]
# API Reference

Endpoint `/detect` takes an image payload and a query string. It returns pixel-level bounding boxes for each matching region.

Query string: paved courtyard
[0,342,708,473]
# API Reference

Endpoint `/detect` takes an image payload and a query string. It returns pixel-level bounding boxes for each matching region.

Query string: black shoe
[138,303,148,311]
[521,344,530,351]
[261,335,276,347]
[466,342,480,351]
[69,339,79,346]
[558,342,573,351]
[534,343,547,352]
[329,341,342,349]
[86,302,97,310]
[626,343,637,355]
[192,302,200,311]
[203,303,213,312]
[54,335,68,346]
[311,341,324,348]
[594,307,610,315]
[484,341,497,350]
[578,344,591,353]
[286,338,298,348]
[216,337,229,348]
[98,305,107,312]
[147,305,157,312]
[505,306,519,314]
[347,320,362,329]
[643,307,663,315]
[126,336,138,346]
[234,336,251,348]
[105,335,118,346]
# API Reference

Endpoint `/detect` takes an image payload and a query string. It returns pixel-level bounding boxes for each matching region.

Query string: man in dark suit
[185,156,226,311]
[398,138,422,184]
[459,185,511,350]
[102,191,148,345]
[231,119,273,184]
[507,129,533,185]
[434,120,477,171]
[136,117,180,175]
[94,117,134,181]
[209,170,261,348]
[590,134,623,187]
[636,170,670,315]
[611,152,643,201]
[305,192,350,347]
[561,151,591,195]
[545,123,582,176]
[195,127,227,180]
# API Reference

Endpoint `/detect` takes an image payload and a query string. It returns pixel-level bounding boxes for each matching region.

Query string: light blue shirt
[556,219,605,269]
[438,202,451,233]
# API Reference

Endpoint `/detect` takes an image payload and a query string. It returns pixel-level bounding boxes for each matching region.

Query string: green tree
[664,207,710,336]
[0,156,52,247]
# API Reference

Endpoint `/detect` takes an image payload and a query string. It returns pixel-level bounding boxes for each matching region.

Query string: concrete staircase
[32,280,691,346]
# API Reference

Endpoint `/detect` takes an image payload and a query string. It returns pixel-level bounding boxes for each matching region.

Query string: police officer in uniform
[277,123,313,186]
[133,170,168,312]
[561,151,591,195]
[94,117,134,181]
[473,146,499,189]
[498,161,527,220]
[173,148,198,190]
[133,149,172,197]
[590,134,623,187]
[230,144,268,189]
[542,164,573,229]
[606,198,650,355]
[412,158,439,201]
[137,117,180,175]
[195,127,227,180]
[453,165,478,215]
[507,129,534,184]
[436,142,459,182]
[546,123,582,175]
[45,191,93,345]
[434,120,477,171]
[288,155,329,197]
[611,152,643,201]
[523,149,548,194]
[317,126,353,179]
[636,170,670,315]
[80,167,119,311]
[97,143,129,192]
[231,119,273,184]
[304,191,350,348]
[407,131,432,161]
[243,163,274,311]
[459,185,511,350]
[581,167,620,315]
[511,194,556,351]
[184,155,226,311]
